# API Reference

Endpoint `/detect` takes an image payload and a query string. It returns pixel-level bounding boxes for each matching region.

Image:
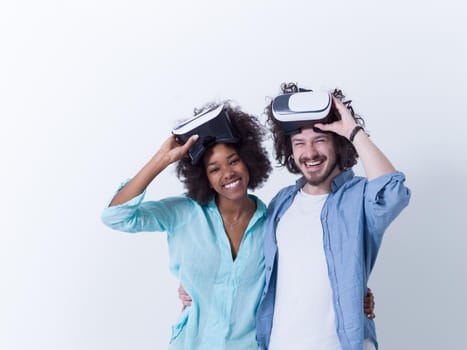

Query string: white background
[1,0,466,349]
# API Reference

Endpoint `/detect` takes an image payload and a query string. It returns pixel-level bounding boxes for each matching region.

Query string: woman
[102,102,272,349]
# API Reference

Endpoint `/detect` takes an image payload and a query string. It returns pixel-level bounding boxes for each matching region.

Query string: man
[255,83,410,350]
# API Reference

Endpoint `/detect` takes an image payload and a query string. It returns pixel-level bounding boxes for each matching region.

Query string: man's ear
[287,154,298,172]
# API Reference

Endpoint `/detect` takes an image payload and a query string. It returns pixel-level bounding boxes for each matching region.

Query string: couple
[101,82,410,349]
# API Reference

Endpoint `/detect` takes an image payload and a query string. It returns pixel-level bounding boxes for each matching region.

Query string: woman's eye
[209,168,219,173]
[231,158,240,165]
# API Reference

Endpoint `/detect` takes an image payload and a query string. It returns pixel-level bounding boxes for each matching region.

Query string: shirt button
[267,266,272,271]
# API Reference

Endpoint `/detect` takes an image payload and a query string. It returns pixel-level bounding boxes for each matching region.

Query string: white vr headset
[172,104,239,165]
[271,91,334,135]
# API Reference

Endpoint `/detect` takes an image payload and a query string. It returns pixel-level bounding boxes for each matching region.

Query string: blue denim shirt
[256,170,410,350]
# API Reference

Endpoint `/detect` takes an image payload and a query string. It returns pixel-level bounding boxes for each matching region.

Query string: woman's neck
[216,195,255,218]
[216,195,257,260]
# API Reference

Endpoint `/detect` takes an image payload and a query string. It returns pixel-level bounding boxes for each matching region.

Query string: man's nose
[303,142,318,158]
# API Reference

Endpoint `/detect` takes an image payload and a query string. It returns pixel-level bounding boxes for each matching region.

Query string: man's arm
[364,288,376,319]
[315,97,396,181]
[177,284,377,318]
[178,284,193,311]
[348,127,395,181]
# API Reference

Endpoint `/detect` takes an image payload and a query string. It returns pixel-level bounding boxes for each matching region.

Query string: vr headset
[271,91,335,135]
[172,104,239,165]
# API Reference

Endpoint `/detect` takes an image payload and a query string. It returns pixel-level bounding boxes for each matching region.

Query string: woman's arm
[109,134,198,206]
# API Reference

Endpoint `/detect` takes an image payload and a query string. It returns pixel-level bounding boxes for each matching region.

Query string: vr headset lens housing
[172,105,239,165]
[271,91,334,135]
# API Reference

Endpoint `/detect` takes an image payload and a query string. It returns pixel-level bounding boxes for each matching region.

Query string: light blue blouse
[102,186,266,350]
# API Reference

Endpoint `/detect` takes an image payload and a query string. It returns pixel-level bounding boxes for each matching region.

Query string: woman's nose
[223,166,235,179]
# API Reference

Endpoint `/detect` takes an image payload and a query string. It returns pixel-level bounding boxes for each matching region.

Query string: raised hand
[109,134,198,206]
[314,96,358,140]
[157,134,199,165]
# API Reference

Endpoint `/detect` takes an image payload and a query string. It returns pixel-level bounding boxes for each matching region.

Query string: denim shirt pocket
[169,307,190,345]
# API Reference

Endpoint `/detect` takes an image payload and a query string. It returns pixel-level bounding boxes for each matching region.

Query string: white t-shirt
[269,190,342,349]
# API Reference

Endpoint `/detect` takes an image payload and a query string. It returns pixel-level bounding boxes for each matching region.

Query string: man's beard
[299,155,339,187]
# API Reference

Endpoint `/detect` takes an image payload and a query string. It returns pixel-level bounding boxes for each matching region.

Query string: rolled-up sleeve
[364,171,411,238]
[101,181,195,234]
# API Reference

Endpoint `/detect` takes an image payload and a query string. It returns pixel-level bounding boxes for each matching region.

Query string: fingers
[364,304,376,319]
[363,287,376,319]
[177,284,186,294]
[332,96,355,121]
[176,134,198,156]
[163,134,198,163]
[178,284,190,298]
[177,283,193,307]
[363,300,375,310]
[332,96,354,120]
[183,134,199,149]
[332,96,347,111]
[313,122,331,132]
[179,294,192,302]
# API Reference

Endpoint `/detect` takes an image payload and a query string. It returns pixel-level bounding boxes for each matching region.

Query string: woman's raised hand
[157,134,199,165]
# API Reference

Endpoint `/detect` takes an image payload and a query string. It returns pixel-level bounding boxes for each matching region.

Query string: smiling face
[203,143,250,203]
[291,127,341,194]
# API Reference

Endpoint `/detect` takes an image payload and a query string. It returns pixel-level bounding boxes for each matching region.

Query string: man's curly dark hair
[176,101,272,205]
[265,82,367,174]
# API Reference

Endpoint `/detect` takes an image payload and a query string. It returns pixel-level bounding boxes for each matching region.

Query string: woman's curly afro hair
[176,101,272,205]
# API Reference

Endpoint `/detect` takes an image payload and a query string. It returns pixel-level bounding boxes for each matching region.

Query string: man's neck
[302,183,331,195]
[302,168,342,195]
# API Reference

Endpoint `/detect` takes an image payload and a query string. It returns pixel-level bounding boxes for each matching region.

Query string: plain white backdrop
[1,0,466,349]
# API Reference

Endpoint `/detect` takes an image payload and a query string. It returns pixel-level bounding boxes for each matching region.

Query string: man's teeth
[305,160,322,166]
[224,180,240,189]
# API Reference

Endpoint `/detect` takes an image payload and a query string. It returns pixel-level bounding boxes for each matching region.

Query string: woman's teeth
[224,179,240,189]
